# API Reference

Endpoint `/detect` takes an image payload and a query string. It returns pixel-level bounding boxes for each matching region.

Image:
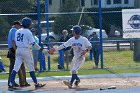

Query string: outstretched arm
[49,44,66,53]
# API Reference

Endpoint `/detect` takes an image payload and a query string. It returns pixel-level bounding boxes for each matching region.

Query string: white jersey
[15,28,35,48]
[61,36,91,73]
[13,28,35,72]
[63,36,91,57]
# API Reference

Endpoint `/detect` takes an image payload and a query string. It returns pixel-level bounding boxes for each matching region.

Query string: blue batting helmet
[22,17,32,28]
[71,25,81,34]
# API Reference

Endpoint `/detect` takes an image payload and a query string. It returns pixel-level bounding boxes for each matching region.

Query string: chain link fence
[0,0,140,73]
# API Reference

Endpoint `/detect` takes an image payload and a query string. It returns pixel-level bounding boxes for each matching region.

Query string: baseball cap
[71,25,81,34]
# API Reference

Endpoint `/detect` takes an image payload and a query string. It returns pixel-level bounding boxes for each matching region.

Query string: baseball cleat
[8,85,18,91]
[63,80,72,89]
[20,83,31,87]
[13,83,19,87]
[74,80,80,86]
[35,83,46,89]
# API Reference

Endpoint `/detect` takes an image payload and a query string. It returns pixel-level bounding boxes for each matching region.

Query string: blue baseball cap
[22,17,32,28]
[71,25,81,34]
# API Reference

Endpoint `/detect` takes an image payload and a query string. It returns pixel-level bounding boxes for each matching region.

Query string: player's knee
[71,70,77,74]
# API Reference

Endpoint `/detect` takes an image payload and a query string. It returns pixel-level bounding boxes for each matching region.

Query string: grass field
[0,49,140,79]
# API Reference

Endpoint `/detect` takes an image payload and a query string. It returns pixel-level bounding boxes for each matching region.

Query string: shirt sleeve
[11,28,16,41]
[28,30,35,44]
[57,38,72,50]
[83,37,92,50]
[63,38,72,48]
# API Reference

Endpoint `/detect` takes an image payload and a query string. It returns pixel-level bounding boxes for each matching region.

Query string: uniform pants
[7,48,27,86]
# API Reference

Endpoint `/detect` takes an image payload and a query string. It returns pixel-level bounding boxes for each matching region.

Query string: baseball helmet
[21,17,32,28]
[71,25,81,34]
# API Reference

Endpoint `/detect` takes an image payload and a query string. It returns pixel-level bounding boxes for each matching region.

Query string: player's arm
[32,42,49,52]
[29,31,48,55]
[81,38,92,56]
[12,30,17,50]
[81,46,92,57]
[49,38,72,53]
[86,46,92,52]
[32,42,42,50]
[49,44,67,53]
[84,37,92,51]
[12,40,16,50]
[32,42,48,56]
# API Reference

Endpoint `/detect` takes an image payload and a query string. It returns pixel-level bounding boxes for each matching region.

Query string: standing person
[0,57,6,73]
[58,30,71,70]
[50,25,91,88]
[8,17,46,90]
[7,21,30,87]
[89,32,100,69]
[31,28,39,72]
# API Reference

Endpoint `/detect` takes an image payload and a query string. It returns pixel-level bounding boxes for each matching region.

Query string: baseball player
[8,17,46,90]
[50,25,91,88]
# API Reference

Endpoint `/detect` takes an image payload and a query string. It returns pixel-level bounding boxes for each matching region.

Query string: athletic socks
[9,70,17,86]
[75,74,80,80]
[70,74,78,85]
[29,71,37,84]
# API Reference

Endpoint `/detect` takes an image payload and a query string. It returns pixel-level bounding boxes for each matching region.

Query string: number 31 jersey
[15,28,35,48]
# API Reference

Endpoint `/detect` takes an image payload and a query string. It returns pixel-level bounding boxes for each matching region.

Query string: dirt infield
[1,77,140,91]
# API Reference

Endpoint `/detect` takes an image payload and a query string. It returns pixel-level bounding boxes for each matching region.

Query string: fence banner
[122,9,140,38]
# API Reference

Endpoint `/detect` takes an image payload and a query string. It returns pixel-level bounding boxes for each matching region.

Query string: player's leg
[8,49,19,87]
[24,50,37,83]
[72,57,85,86]
[9,54,23,89]
[18,63,30,87]
[8,58,19,87]
[24,49,46,88]
[63,58,75,88]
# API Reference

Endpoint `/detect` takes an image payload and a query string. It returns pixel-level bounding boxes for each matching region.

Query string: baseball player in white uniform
[50,25,91,88]
[8,17,46,90]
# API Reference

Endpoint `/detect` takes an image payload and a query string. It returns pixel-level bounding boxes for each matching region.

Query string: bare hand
[81,50,86,57]
[49,48,56,53]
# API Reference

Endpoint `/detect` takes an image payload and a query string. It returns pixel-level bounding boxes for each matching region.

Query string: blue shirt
[8,27,17,48]
[0,61,4,70]
[32,35,39,50]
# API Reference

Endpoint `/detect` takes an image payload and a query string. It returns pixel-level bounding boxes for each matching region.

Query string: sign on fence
[122,9,140,38]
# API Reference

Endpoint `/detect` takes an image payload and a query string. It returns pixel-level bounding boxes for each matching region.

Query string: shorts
[32,50,39,63]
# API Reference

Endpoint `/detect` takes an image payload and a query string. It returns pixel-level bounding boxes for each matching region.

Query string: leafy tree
[53,0,94,35]
[0,0,35,42]
[0,16,10,42]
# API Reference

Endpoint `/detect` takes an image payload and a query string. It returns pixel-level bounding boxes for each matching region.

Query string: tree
[53,0,94,35]
[0,0,35,42]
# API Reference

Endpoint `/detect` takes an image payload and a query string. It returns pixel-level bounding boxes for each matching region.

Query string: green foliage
[0,0,36,43]
[0,16,10,42]
[1,50,140,79]
[53,0,94,35]
[0,0,32,13]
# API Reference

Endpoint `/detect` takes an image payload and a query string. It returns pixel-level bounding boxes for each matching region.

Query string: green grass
[1,50,140,79]
[1,68,140,79]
